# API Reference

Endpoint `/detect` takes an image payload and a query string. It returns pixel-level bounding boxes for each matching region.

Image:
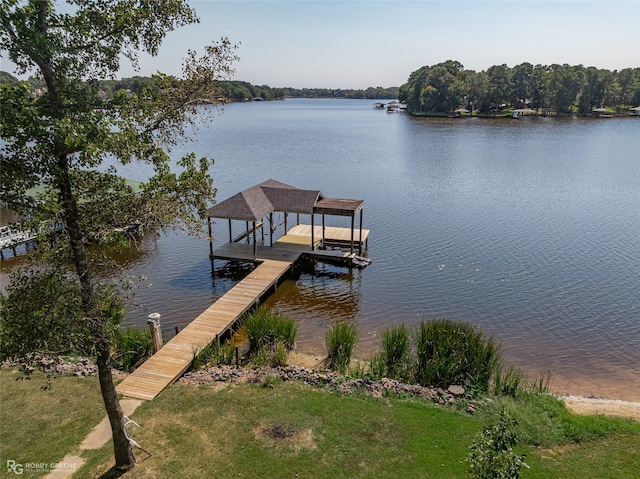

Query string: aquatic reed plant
[347,359,369,378]
[370,324,412,381]
[191,343,211,370]
[493,361,524,398]
[533,369,552,394]
[113,326,154,372]
[492,364,552,398]
[414,318,499,392]
[192,340,236,369]
[325,320,359,374]
[380,323,411,379]
[253,339,289,368]
[244,308,297,363]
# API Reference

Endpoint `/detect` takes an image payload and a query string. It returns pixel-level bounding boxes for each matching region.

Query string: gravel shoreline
[178,364,479,412]
[4,353,639,421]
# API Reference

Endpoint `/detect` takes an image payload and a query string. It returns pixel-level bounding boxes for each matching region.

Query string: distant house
[592,107,613,118]
[512,108,536,118]
[453,108,470,117]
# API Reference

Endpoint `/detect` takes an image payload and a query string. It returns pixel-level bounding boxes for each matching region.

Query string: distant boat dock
[116,180,369,400]
[0,221,63,259]
[0,225,37,258]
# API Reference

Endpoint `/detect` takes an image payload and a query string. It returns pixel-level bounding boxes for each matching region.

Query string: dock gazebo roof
[207,179,365,256]
[314,197,364,217]
[207,179,322,222]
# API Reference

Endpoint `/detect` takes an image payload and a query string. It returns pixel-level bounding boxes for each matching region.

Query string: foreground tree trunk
[97,348,135,468]
[56,153,136,469]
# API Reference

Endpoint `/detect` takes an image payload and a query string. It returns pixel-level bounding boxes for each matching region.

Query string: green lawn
[77,381,482,479]
[0,369,104,478]
[1,370,639,478]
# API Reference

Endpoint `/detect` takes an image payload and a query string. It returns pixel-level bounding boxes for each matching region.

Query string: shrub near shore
[369,319,501,395]
[325,321,359,374]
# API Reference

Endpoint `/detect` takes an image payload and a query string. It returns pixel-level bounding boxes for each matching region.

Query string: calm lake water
[4,99,639,400]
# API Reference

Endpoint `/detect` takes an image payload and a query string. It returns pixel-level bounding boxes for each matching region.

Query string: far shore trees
[1,0,237,471]
[400,61,640,115]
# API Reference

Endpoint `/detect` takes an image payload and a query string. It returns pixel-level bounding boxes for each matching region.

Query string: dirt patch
[288,351,325,369]
[561,396,640,422]
[263,423,297,439]
[253,423,316,451]
[197,381,229,392]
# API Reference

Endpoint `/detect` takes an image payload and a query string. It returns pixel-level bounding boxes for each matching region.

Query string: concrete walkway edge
[43,399,143,479]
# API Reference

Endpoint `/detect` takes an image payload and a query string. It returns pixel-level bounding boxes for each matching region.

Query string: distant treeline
[213,81,399,100]
[400,60,640,115]
[279,85,399,99]
[0,71,398,101]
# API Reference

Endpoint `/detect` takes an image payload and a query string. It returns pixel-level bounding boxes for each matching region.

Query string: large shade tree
[0,0,237,470]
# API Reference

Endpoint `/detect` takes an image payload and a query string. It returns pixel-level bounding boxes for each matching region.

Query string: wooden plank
[232,221,264,243]
[307,250,355,260]
[287,224,369,244]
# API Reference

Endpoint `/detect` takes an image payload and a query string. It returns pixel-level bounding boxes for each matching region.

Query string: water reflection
[261,262,363,354]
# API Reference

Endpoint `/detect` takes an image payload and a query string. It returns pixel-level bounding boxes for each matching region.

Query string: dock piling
[147,313,163,353]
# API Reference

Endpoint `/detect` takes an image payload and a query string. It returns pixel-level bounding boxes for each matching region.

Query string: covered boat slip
[207,179,369,265]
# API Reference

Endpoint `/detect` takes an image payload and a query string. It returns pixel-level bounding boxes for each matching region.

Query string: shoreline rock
[178,365,474,410]
[2,353,98,377]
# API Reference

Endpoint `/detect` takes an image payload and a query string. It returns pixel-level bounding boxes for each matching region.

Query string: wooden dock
[116,225,370,401]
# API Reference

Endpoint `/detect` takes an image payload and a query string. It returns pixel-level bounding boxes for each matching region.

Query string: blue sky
[3,1,640,88]
[141,0,640,88]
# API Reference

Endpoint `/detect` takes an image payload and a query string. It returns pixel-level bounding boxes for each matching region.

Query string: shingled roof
[207,179,324,221]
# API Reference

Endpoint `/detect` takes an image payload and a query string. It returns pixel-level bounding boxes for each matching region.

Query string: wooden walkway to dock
[116,225,370,401]
[116,259,293,400]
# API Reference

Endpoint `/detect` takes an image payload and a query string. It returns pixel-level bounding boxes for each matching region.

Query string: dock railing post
[269,212,273,246]
[359,210,363,255]
[147,313,163,353]
[208,215,215,280]
[311,214,315,250]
